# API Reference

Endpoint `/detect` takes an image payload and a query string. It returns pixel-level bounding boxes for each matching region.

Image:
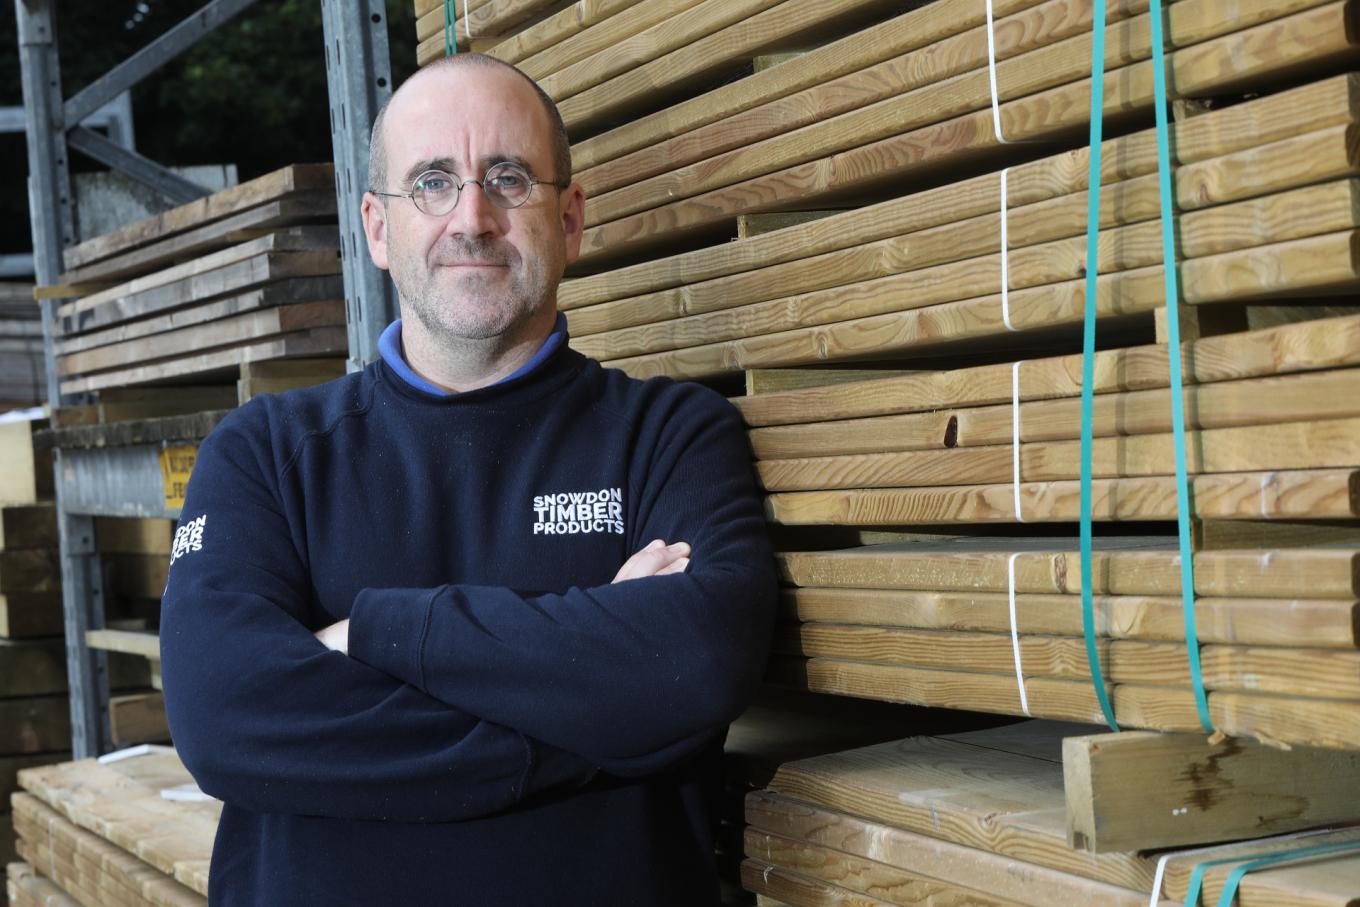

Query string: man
[159,54,776,905]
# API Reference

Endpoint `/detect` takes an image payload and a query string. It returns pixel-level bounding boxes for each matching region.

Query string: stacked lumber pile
[0,285,43,410]
[744,721,1360,906]
[404,3,1360,904]
[9,749,214,906]
[44,164,347,405]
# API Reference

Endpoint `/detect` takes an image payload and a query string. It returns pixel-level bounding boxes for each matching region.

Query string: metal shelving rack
[14,0,397,758]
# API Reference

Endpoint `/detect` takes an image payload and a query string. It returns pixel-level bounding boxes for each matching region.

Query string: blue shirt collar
[378,312,568,396]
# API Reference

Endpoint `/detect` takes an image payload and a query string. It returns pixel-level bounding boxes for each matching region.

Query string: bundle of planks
[45,165,347,400]
[0,285,43,410]
[10,750,213,907]
[744,721,1360,906]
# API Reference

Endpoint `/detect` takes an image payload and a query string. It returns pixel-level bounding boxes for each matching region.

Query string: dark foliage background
[0,0,419,261]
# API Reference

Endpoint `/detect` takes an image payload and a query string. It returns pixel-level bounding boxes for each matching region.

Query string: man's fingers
[655,556,690,576]
[612,540,691,583]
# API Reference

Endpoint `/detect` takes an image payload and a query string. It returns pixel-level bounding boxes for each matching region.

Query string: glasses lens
[484,162,533,209]
[412,170,459,216]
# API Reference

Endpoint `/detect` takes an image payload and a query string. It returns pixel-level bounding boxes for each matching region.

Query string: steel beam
[68,125,212,205]
[62,0,262,128]
[54,486,113,759]
[321,0,397,370]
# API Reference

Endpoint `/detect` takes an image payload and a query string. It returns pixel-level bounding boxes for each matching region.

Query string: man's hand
[315,618,350,654]
[612,539,690,584]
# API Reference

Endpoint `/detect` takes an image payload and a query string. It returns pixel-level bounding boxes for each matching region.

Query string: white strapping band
[1012,360,1027,522]
[1001,168,1018,331]
[1007,551,1031,716]
[985,0,1011,144]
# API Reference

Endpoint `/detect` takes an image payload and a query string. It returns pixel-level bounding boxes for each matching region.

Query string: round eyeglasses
[372,161,568,216]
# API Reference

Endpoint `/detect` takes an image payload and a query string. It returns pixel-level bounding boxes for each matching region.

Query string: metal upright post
[15,0,112,758]
[321,0,397,371]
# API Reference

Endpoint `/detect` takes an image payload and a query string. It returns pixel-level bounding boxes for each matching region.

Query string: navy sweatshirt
[158,333,777,906]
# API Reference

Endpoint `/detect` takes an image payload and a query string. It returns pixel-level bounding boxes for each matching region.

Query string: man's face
[362,66,584,347]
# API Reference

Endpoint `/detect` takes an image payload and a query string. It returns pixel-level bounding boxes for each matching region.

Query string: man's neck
[400,310,557,393]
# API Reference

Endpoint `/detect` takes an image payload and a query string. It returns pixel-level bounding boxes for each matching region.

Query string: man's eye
[418,177,453,192]
[489,174,525,189]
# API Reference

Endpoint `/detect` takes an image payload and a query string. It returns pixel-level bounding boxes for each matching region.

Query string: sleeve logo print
[532,488,624,535]
[170,514,207,565]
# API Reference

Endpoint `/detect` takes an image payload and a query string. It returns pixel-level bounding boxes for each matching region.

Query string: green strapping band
[1082,0,1208,733]
[444,0,457,56]
[1080,0,1119,731]
[1148,0,1213,734]
[1179,838,1360,906]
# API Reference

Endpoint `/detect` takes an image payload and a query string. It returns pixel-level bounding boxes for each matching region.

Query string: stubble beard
[397,234,559,347]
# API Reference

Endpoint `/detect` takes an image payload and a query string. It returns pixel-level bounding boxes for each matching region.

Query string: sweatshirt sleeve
[159,406,596,822]
[348,386,778,777]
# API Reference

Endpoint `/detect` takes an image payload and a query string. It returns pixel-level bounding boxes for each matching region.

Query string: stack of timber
[11,749,214,907]
[44,164,347,400]
[743,720,1360,906]
[0,284,43,410]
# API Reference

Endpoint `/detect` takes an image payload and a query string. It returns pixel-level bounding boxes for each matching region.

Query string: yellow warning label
[160,444,198,510]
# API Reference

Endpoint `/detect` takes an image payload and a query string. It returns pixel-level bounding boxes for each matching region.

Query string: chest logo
[533,488,624,536]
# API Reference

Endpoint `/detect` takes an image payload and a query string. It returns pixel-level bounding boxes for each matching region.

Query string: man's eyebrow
[400,158,459,186]
[400,154,544,187]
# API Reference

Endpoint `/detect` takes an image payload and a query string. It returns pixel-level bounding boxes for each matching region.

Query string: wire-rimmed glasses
[371,161,568,216]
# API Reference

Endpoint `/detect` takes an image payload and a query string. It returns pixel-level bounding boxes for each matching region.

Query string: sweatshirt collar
[378,313,568,397]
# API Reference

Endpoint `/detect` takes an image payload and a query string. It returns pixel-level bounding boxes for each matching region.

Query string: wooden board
[0,593,64,640]
[57,301,346,379]
[740,859,901,907]
[0,506,55,552]
[775,539,1360,599]
[57,327,349,395]
[5,863,80,907]
[517,0,708,80]
[0,696,70,756]
[563,73,1360,308]
[0,421,53,506]
[0,639,66,699]
[0,550,59,595]
[18,754,218,897]
[576,3,1360,263]
[58,191,338,288]
[108,694,169,749]
[94,520,172,557]
[84,630,159,662]
[60,164,333,273]
[482,0,645,67]
[1064,731,1360,853]
[782,587,1360,648]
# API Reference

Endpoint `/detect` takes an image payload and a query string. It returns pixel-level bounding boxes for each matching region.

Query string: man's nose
[443,180,503,236]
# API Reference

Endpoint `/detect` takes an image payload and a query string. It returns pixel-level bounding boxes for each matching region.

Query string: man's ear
[560,182,586,266]
[361,192,390,270]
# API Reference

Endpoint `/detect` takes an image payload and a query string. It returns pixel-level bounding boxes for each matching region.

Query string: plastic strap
[1006,552,1031,715]
[1012,360,1027,522]
[1150,827,1338,907]
[1181,838,1360,906]
[1080,0,1119,731]
[985,0,1034,144]
[1001,168,1019,331]
[444,0,455,56]
[1146,0,1212,735]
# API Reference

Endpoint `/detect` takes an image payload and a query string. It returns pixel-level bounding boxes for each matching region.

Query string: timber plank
[1064,731,1360,853]
[0,506,55,551]
[562,74,1360,307]
[489,0,644,66]
[60,164,333,272]
[775,540,1360,598]
[782,588,1360,648]
[577,0,1106,200]
[605,230,1360,379]
[748,368,1360,460]
[57,327,349,395]
[745,797,1160,907]
[736,314,1360,427]
[742,830,1029,906]
[59,192,338,287]
[0,593,64,639]
[577,3,1360,263]
[0,550,59,595]
[57,301,346,379]
[755,415,1360,491]
[517,0,707,80]
[108,694,169,749]
[18,755,218,896]
[764,467,1360,525]
[5,863,80,907]
[576,180,1360,361]
[55,276,344,357]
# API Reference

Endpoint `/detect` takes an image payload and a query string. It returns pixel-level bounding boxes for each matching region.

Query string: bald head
[367,54,571,195]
